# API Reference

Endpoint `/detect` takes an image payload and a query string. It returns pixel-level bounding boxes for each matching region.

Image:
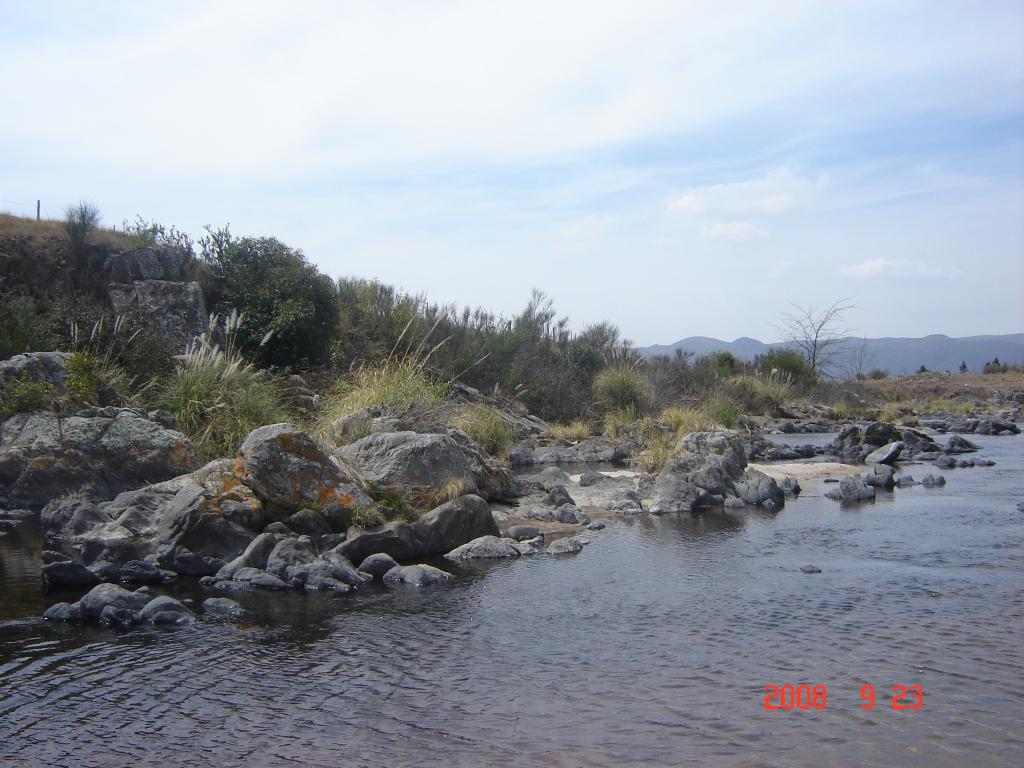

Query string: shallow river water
[1,434,1023,767]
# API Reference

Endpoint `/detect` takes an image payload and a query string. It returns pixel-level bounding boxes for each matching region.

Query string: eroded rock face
[339,494,499,564]
[107,280,206,352]
[0,408,196,507]
[0,351,70,395]
[337,430,513,501]
[651,431,784,514]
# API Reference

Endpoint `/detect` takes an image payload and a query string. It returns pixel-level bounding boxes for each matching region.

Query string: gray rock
[586,521,606,530]
[42,560,98,586]
[545,485,575,507]
[864,464,896,489]
[865,441,904,465]
[337,430,513,502]
[0,351,71,395]
[825,475,876,502]
[546,536,584,555]
[504,524,543,541]
[800,565,822,574]
[894,475,916,487]
[445,535,526,560]
[78,583,152,619]
[934,455,958,469]
[944,435,979,454]
[216,532,285,580]
[100,605,141,627]
[264,536,318,582]
[284,508,332,539]
[778,477,802,496]
[202,597,245,617]
[357,552,400,577]
[150,610,195,626]
[232,567,289,589]
[119,560,164,583]
[140,595,194,622]
[578,471,606,487]
[921,474,947,487]
[88,560,123,582]
[0,409,195,507]
[238,423,370,528]
[556,504,591,524]
[382,564,454,587]
[339,494,499,564]
[41,550,72,564]
[42,601,83,622]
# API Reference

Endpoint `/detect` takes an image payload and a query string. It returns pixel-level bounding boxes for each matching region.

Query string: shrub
[349,506,386,529]
[723,373,792,414]
[205,236,339,368]
[704,396,740,428]
[327,357,447,423]
[867,368,888,380]
[548,419,590,441]
[64,351,103,403]
[63,201,101,255]
[150,312,288,460]
[0,290,55,358]
[453,405,513,457]
[428,477,470,508]
[0,374,55,420]
[593,365,648,413]
[659,405,713,436]
[757,349,815,386]
[366,481,411,517]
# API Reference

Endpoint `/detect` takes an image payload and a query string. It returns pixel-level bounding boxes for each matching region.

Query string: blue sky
[1,0,1022,344]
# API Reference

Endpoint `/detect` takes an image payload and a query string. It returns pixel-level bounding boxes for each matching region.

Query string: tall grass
[633,432,677,473]
[65,315,139,404]
[603,406,637,436]
[453,404,514,457]
[149,312,287,460]
[723,371,793,414]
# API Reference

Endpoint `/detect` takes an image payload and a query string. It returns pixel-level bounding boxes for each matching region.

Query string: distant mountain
[638,333,1024,376]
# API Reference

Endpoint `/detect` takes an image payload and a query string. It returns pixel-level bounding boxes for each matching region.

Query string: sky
[1,0,1022,346]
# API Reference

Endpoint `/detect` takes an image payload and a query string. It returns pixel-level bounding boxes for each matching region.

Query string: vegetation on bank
[1,208,1020,469]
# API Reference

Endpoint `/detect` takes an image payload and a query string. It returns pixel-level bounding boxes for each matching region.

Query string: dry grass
[0,212,131,249]
[547,419,591,441]
[659,405,714,436]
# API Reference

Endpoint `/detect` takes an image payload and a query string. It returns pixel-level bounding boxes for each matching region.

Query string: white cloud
[701,220,766,242]
[838,259,961,280]
[670,168,818,219]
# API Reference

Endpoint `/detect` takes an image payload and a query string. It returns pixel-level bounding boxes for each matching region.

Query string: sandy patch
[748,461,862,482]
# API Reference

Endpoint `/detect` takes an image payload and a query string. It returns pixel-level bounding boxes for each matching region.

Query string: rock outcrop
[650,431,785,514]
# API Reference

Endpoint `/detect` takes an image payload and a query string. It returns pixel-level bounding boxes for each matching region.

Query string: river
[1,433,1022,767]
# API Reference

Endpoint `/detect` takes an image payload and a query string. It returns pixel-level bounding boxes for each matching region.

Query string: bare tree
[778,300,855,378]
[843,336,877,380]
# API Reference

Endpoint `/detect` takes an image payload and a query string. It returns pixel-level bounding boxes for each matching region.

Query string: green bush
[64,351,103,402]
[453,405,513,457]
[206,236,339,368]
[0,374,55,420]
[63,201,101,256]
[593,366,648,413]
[757,349,815,386]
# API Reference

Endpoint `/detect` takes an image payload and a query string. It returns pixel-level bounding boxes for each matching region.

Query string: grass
[659,405,714,436]
[327,357,446,424]
[148,312,288,460]
[349,506,386,529]
[876,405,901,424]
[603,406,637,437]
[919,398,973,416]
[547,419,590,441]
[704,396,740,429]
[453,404,513,457]
[632,432,677,473]
[428,477,470,508]
[723,372,793,414]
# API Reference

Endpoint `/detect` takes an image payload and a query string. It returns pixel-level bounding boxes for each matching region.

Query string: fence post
[37,200,41,221]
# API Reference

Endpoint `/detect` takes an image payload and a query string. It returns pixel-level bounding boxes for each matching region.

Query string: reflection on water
[1,435,1023,767]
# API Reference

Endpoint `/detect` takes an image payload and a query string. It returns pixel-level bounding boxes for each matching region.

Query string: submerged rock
[78,583,151,619]
[42,601,83,622]
[202,597,245,617]
[357,552,399,577]
[444,535,532,560]
[546,536,585,555]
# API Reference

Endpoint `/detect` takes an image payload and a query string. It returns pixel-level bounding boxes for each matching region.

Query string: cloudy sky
[2,0,1022,345]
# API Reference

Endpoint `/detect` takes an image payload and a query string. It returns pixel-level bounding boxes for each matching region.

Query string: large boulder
[382,564,453,587]
[337,430,513,502]
[825,475,876,502]
[78,583,152,619]
[236,423,370,528]
[865,441,903,465]
[0,407,195,507]
[444,535,534,560]
[339,494,499,563]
